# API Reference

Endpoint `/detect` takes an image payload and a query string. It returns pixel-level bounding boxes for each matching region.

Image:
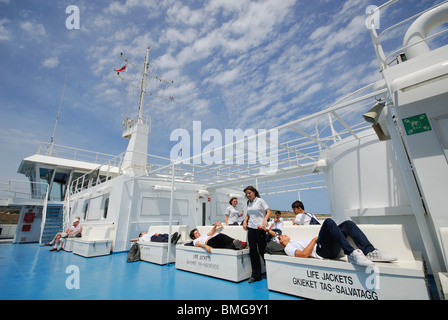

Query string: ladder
[39,204,63,245]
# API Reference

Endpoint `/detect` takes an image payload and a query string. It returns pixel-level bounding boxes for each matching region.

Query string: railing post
[39,182,50,246]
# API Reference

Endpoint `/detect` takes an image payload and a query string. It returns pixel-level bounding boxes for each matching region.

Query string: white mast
[137,47,150,123]
[117,47,173,175]
[48,73,68,156]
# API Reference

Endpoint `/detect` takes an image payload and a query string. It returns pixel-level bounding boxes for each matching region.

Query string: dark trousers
[150,233,169,242]
[207,234,238,249]
[316,219,375,259]
[247,228,266,280]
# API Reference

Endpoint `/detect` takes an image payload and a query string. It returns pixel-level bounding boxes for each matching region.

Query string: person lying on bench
[189,222,247,253]
[276,219,397,267]
[130,231,181,245]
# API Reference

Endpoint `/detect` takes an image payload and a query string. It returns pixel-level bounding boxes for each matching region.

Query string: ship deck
[0,243,300,301]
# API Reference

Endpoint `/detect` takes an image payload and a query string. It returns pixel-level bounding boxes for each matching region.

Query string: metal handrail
[367,0,448,70]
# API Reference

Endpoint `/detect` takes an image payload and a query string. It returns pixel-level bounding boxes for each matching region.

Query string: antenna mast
[117,46,174,124]
[48,73,68,156]
[116,47,174,175]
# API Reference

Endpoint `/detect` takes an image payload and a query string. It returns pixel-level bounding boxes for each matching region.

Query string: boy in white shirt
[189,222,246,253]
[277,218,397,267]
[291,200,319,225]
[267,210,283,242]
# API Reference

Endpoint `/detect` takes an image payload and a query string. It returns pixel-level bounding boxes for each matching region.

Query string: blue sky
[0,0,445,212]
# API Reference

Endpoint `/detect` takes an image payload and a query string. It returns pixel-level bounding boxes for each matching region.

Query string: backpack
[266,240,286,255]
[127,243,141,262]
[305,212,320,225]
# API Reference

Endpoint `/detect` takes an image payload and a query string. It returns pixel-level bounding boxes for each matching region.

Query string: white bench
[138,225,188,265]
[62,236,78,252]
[72,225,115,258]
[175,225,264,282]
[265,224,430,300]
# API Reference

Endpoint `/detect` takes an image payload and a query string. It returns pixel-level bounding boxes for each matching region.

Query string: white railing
[0,180,49,204]
[37,142,119,166]
[116,82,386,197]
[66,79,386,199]
[0,179,49,245]
[68,150,173,195]
[367,0,448,71]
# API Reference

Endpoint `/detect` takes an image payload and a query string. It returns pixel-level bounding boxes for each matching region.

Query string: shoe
[366,249,397,262]
[171,232,180,245]
[44,243,52,246]
[49,248,57,252]
[173,233,182,245]
[233,240,243,250]
[348,249,374,267]
[248,277,261,283]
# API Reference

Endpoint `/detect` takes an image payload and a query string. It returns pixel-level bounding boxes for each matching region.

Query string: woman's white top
[225,205,240,224]
[246,197,269,229]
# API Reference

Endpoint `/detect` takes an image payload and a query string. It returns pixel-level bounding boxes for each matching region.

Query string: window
[83,201,89,221]
[103,197,109,219]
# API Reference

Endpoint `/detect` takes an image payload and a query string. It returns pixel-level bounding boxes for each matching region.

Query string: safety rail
[0,180,50,246]
[128,82,384,196]
[367,0,448,71]
[65,79,385,199]
[37,142,120,166]
[68,150,172,196]
[0,180,49,204]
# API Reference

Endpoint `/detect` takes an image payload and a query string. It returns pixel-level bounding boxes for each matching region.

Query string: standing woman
[225,197,244,226]
[242,186,271,283]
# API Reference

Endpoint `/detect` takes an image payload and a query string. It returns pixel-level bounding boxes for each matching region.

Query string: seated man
[277,219,397,267]
[189,222,247,253]
[291,200,320,225]
[131,231,181,245]
[46,217,82,251]
[267,210,283,242]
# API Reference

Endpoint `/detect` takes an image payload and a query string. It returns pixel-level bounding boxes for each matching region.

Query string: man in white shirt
[267,210,283,242]
[291,200,319,225]
[46,217,83,251]
[189,222,246,253]
[278,219,397,267]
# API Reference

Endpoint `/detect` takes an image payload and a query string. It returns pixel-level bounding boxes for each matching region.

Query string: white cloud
[0,18,10,41]
[208,67,240,86]
[20,21,45,37]
[42,57,59,68]
[105,0,161,16]
[166,2,207,26]
[161,28,198,45]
